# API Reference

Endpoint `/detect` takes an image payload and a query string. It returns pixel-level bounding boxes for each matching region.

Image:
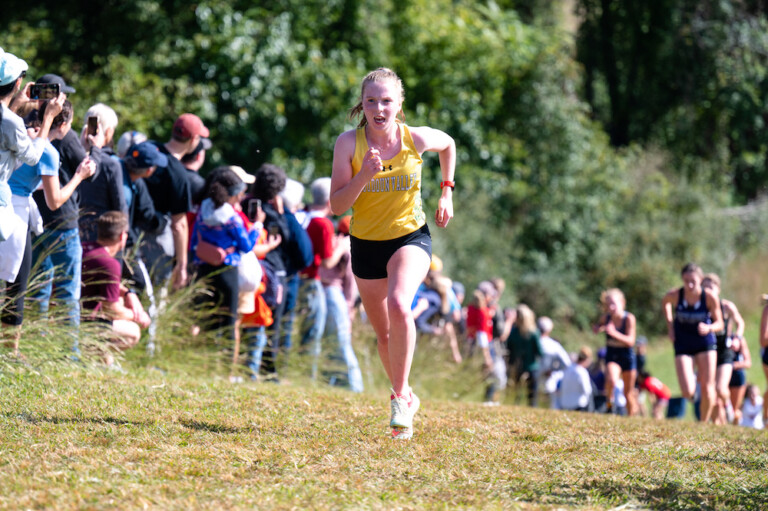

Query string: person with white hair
[318,215,364,392]
[76,103,127,242]
[116,130,148,158]
[281,178,306,215]
[536,316,571,409]
[277,177,306,355]
[296,177,352,382]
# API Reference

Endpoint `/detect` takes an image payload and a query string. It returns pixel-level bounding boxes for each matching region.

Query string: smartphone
[29,83,60,100]
[268,224,279,236]
[247,198,262,221]
[87,116,99,136]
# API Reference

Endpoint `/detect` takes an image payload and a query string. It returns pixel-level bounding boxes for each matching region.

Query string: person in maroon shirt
[82,211,150,365]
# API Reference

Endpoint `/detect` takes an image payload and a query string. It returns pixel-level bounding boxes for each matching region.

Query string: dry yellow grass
[1,360,766,510]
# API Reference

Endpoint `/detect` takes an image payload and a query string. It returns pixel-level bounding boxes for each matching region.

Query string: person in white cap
[0,48,63,214]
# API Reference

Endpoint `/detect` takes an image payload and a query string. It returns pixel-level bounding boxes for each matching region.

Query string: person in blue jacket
[191,168,258,342]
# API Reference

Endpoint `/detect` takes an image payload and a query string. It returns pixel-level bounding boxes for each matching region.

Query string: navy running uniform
[729,352,747,388]
[673,288,717,356]
[604,313,636,372]
[715,304,735,366]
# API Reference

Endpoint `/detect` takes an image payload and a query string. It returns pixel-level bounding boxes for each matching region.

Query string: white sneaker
[390,388,420,429]
[725,402,735,424]
[391,426,413,440]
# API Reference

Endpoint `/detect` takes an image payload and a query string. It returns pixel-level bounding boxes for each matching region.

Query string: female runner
[331,68,455,440]
[760,294,768,424]
[728,334,751,425]
[662,263,723,422]
[593,288,638,415]
[701,273,745,424]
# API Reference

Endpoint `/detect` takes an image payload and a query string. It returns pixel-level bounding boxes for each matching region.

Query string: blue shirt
[121,160,134,210]
[191,199,257,266]
[8,141,59,197]
[1,104,46,206]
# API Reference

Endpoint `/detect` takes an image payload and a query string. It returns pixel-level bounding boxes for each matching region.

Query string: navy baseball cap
[125,142,168,168]
[36,74,76,94]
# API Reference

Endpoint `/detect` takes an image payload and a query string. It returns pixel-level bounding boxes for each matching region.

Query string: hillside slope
[1,366,766,510]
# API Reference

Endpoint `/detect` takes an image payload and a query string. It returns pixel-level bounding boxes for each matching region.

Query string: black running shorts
[350,224,431,280]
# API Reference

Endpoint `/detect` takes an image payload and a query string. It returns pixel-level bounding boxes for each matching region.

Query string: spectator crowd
[1,49,766,428]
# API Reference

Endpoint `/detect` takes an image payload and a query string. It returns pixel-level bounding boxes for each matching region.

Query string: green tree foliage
[577,0,768,201]
[1,0,762,331]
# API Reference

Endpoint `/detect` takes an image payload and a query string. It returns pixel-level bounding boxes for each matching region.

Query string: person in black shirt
[142,113,208,290]
[29,74,88,344]
[180,137,210,207]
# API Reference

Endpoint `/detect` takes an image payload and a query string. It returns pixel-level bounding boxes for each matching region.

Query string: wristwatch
[440,180,455,190]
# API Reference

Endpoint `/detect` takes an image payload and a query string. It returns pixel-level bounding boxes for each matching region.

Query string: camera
[29,83,60,100]
[87,116,99,136]
[247,198,262,222]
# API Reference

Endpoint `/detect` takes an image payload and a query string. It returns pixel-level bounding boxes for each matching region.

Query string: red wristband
[440,180,455,189]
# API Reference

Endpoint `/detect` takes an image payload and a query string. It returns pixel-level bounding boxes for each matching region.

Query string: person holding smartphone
[29,73,89,350]
[244,164,312,382]
[0,49,61,214]
[331,67,456,439]
[76,103,128,243]
[1,99,95,355]
[190,168,259,342]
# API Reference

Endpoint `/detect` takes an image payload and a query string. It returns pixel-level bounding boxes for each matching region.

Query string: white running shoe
[391,426,413,440]
[390,388,420,429]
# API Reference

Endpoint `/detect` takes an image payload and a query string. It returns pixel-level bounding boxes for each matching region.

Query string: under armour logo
[381,165,393,172]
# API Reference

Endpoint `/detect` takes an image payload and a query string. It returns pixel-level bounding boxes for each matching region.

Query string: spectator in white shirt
[537,316,571,409]
[740,384,764,430]
[559,346,594,412]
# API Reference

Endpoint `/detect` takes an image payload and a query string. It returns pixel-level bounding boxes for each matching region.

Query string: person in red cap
[143,113,210,291]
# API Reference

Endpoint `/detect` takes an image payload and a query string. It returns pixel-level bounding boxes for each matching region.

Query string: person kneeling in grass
[81,211,150,365]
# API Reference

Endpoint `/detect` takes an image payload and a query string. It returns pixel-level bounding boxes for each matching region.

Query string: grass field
[2,249,767,509]
[2,325,767,511]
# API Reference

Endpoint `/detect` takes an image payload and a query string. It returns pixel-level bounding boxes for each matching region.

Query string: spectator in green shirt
[506,303,542,407]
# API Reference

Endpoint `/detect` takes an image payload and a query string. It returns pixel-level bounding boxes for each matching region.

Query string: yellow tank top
[350,124,426,240]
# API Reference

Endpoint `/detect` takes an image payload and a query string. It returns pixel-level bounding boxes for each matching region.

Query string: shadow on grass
[178,418,256,435]
[7,412,149,427]
[691,451,768,471]
[503,478,768,510]
[580,479,768,510]
[7,412,257,436]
